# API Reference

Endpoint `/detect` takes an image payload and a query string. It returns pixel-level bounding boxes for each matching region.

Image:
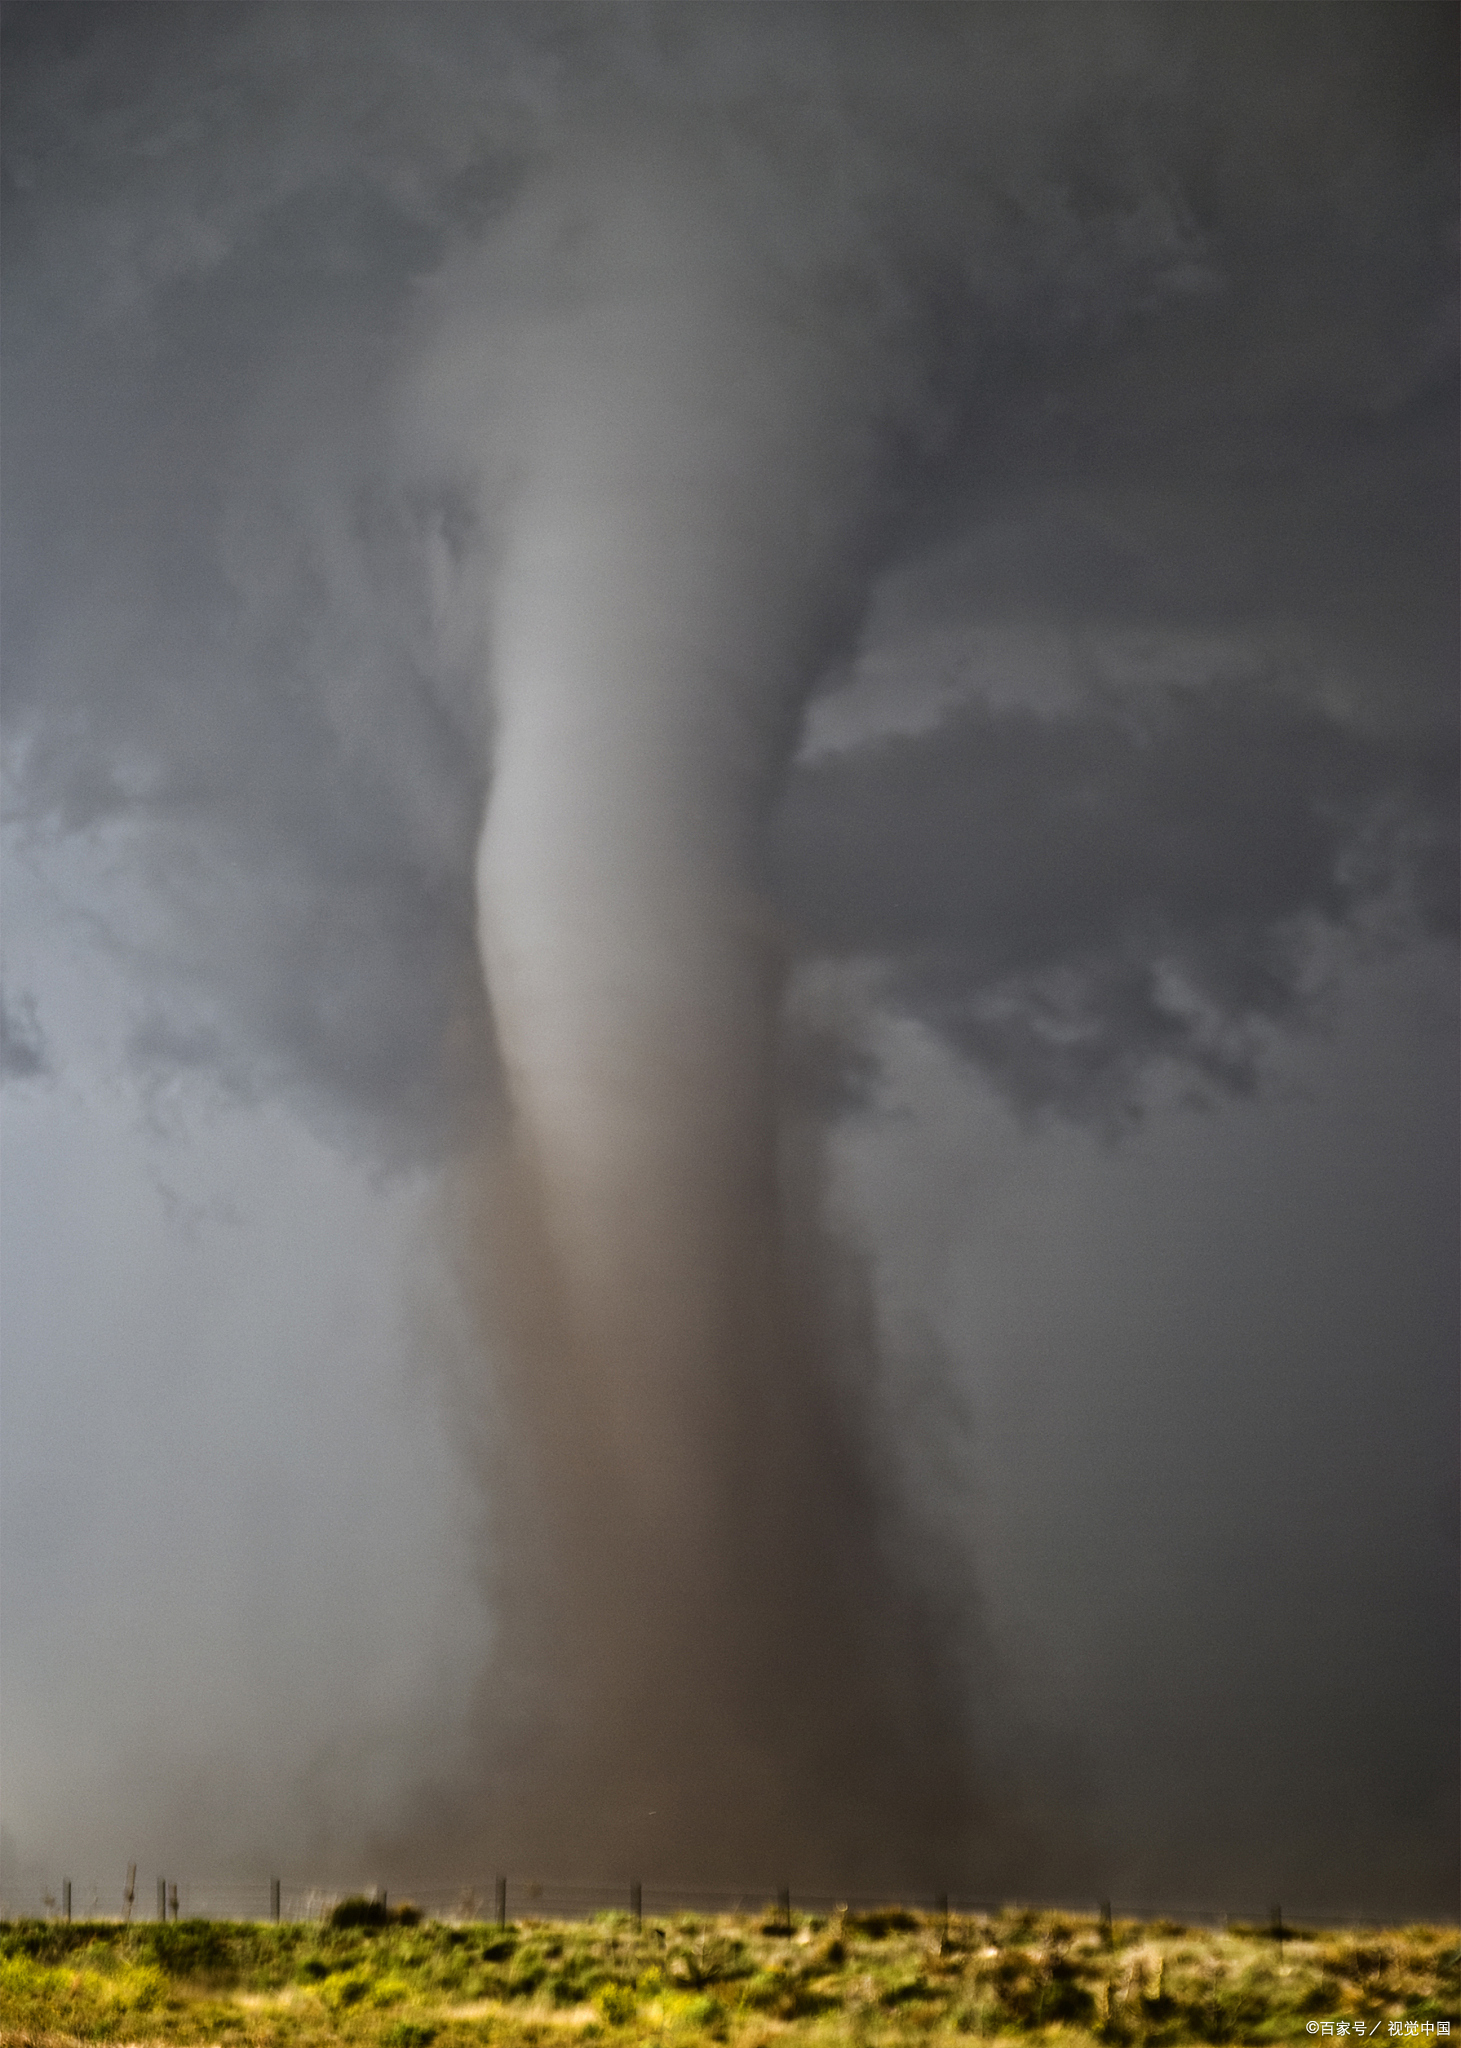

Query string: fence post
[271,1877,281,1923]
[63,1880,71,1923]
[158,1877,167,1922]
[1271,1905,1284,1961]
[169,1883,178,1923]
[123,1864,136,1925]
[631,1881,641,1928]
[496,1876,507,1929]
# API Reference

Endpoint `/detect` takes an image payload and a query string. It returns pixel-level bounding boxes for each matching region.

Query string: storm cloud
[776,682,1457,1118]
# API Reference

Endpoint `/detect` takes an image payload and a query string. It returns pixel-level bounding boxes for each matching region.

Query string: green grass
[0,1905,1455,2046]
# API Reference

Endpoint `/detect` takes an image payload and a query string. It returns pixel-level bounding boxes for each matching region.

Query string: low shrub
[596,1981,637,2024]
[328,1894,425,1929]
[845,1908,920,1939]
[383,2025,439,2048]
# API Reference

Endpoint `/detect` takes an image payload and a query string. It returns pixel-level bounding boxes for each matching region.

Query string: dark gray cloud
[4,2,1453,1147]
[774,684,1458,1119]
[0,990,49,1082]
[2,208,493,1150]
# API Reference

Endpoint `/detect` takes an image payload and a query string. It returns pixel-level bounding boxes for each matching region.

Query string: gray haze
[1,3,1456,1918]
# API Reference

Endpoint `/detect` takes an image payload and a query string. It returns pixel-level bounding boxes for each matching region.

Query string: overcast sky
[1,2,1456,1920]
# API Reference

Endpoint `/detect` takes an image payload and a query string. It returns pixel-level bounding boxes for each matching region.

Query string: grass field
[1,1903,1455,2047]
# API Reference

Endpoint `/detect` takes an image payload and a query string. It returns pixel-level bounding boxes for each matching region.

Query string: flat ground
[1,1905,1456,2046]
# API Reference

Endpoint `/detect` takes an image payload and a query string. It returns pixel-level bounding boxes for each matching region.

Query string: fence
[0,1873,1418,1932]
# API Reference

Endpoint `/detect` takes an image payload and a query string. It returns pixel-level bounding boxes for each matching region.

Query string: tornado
[419,130,992,1889]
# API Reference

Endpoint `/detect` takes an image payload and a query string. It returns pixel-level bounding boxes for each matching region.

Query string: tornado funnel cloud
[433,135,994,1888]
